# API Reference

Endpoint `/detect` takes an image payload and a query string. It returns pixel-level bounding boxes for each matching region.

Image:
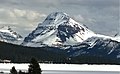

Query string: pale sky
[0,0,119,37]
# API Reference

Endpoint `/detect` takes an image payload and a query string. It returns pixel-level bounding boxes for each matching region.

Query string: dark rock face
[57,25,81,42]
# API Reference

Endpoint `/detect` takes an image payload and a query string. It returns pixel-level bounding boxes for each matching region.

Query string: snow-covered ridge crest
[22,12,95,47]
[95,34,120,42]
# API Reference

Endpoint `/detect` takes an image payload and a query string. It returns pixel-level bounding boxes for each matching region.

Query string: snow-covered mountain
[0,26,23,44]
[0,12,120,64]
[21,12,120,59]
[22,12,95,47]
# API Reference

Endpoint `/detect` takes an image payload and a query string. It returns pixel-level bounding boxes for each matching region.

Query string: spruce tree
[28,58,42,74]
[10,66,17,74]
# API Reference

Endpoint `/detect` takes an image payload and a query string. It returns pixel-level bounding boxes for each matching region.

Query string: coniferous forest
[0,41,67,63]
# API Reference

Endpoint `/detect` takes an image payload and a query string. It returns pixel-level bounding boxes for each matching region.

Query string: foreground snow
[0,63,120,73]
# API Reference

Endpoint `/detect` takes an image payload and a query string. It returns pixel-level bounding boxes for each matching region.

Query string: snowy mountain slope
[22,12,95,47]
[67,36,120,60]
[0,26,23,44]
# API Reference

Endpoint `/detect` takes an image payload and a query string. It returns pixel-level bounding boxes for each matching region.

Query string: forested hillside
[0,41,67,63]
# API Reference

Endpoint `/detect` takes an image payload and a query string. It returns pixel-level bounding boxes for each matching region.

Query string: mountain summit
[22,12,95,47]
[0,26,23,43]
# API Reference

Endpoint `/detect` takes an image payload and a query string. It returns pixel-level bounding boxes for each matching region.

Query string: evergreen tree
[10,66,17,74]
[28,58,42,74]
[18,70,22,74]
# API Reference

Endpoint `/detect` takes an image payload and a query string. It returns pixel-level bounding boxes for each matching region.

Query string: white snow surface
[114,36,120,42]
[95,34,120,42]
[0,63,120,73]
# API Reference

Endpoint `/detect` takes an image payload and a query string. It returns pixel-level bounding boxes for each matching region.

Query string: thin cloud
[0,0,119,36]
[0,8,46,25]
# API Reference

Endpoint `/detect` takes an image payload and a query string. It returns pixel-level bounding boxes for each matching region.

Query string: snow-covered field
[0,63,120,73]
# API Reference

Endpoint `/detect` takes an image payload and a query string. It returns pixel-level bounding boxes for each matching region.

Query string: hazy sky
[0,0,119,37]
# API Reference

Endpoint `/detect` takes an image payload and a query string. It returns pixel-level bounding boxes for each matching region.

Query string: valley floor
[0,63,120,74]
[0,71,120,74]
